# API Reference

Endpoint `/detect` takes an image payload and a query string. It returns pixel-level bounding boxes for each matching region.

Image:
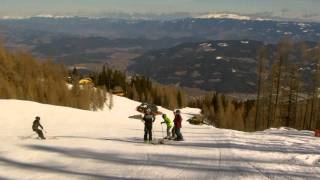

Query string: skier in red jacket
[173,110,184,141]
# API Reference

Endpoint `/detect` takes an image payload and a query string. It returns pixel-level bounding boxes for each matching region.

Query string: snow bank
[293,155,320,166]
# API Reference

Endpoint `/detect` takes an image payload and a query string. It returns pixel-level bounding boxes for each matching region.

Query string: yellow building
[79,78,93,86]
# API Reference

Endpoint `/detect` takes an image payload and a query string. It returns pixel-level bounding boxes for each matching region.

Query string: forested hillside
[193,40,320,131]
[0,43,106,110]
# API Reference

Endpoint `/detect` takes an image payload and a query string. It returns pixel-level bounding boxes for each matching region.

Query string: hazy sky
[1,0,319,19]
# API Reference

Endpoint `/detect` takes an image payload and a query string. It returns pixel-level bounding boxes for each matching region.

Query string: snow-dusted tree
[309,44,320,129]
[108,92,114,110]
[255,47,268,130]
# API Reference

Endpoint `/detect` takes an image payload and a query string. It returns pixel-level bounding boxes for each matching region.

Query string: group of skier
[31,108,184,143]
[143,109,184,143]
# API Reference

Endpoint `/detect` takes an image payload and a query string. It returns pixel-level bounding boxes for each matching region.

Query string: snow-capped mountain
[0,14,75,20]
[196,13,251,20]
[1,12,319,22]
[34,14,74,19]
[1,16,29,20]
[0,12,191,21]
[0,12,264,21]
[195,13,270,21]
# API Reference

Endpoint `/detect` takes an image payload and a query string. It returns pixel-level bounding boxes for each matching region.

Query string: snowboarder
[143,108,155,143]
[32,116,46,140]
[173,110,184,141]
[161,114,173,139]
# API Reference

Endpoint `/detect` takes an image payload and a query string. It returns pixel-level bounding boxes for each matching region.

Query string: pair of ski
[18,134,57,140]
[144,138,183,145]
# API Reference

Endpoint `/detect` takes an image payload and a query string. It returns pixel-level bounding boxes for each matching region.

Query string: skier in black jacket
[143,108,155,142]
[32,116,46,140]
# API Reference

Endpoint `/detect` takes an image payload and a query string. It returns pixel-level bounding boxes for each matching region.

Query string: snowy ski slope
[0,96,319,179]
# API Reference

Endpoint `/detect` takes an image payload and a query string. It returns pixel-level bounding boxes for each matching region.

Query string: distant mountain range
[1,17,319,44]
[0,16,319,93]
[128,40,316,93]
[0,13,264,21]
[128,40,265,93]
[1,12,319,22]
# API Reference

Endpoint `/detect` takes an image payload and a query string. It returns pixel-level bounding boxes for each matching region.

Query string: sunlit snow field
[0,96,319,179]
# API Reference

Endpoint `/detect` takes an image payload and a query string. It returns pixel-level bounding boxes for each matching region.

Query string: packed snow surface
[0,96,320,179]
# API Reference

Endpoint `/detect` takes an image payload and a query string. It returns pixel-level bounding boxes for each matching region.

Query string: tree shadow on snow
[0,156,141,180]
[168,140,320,155]
[54,136,147,145]
[54,136,106,141]
[0,175,11,180]
[55,134,320,155]
[16,144,320,179]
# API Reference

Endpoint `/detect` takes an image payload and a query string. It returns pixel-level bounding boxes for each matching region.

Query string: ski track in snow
[0,97,320,179]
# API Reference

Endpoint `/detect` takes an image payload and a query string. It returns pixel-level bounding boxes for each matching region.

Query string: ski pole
[152,129,155,142]
[161,123,164,138]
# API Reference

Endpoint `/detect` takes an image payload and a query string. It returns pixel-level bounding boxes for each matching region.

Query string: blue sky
[1,0,319,20]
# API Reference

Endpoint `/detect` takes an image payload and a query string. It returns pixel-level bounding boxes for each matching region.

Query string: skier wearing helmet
[143,108,155,143]
[173,110,184,141]
[161,114,173,139]
[32,116,46,140]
